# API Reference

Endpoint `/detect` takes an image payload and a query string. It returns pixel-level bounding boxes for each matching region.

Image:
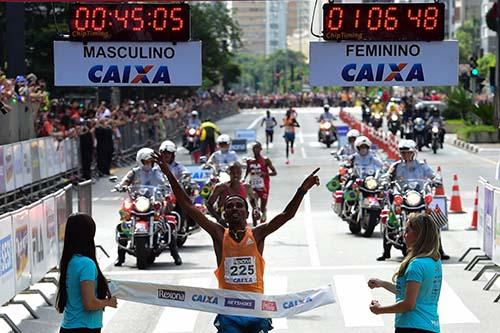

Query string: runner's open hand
[300,168,320,192]
[152,151,170,175]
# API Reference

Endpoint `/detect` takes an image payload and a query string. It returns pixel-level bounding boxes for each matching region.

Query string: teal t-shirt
[395,257,442,332]
[61,255,103,329]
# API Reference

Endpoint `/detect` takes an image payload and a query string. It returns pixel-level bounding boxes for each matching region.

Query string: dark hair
[225,194,249,211]
[56,213,110,313]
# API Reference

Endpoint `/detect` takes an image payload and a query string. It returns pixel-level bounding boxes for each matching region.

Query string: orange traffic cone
[434,166,445,196]
[449,174,465,213]
[467,186,479,230]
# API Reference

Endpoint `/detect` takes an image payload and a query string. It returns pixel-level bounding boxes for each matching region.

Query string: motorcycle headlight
[432,127,439,133]
[321,122,332,130]
[391,115,398,121]
[188,128,196,135]
[364,177,378,190]
[375,114,381,119]
[134,196,150,213]
[405,191,422,207]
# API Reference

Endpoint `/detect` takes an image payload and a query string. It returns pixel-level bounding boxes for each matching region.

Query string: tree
[477,53,496,78]
[455,18,481,63]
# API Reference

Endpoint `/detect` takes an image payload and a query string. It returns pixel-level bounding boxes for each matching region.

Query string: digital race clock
[69,3,190,42]
[323,3,445,42]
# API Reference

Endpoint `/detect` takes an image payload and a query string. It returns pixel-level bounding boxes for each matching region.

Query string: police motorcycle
[199,158,231,201]
[388,113,401,135]
[361,100,372,124]
[430,122,441,154]
[112,184,179,269]
[413,117,426,151]
[401,120,414,139]
[318,120,336,148]
[370,111,383,130]
[381,178,436,256]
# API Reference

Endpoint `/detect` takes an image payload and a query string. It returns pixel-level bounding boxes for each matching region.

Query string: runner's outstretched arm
[153,152,223,239]
[254,168,320,240]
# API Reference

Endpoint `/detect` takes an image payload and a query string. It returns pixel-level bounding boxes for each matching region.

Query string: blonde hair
[392,213,441,282]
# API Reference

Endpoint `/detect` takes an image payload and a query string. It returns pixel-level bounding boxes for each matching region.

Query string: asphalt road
[4,107,500,333]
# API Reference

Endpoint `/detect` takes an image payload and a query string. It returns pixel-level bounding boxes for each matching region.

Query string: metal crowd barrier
[459,177,500,303]
[0,184,73,332]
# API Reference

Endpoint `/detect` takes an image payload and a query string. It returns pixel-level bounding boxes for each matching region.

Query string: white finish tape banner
[109,280,335,318]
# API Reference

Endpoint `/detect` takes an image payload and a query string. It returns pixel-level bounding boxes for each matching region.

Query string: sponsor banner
[12,208,31,293]
[12,143,24,189]
[38,138,48,180]
[47,137,58,177]
[30,140,41,182]
[56,190,68,258]
[3,145,15,192]
[21,141,33,186]
[72,138,79,169]
[65,139,72,172]
[54,41,202,86]
[309,41,458,87]
[477,179,487,247]
[58,140,67,174]
[0,146,4,193]
[43,196,58,269]
[493,189,500,267]
[109,280,335,318]
[235,129,257,142]
[483,185,494,257]
[29,201,47,284]
[231,139,248,153]
[185,165,212,183]
[0,214,16,305]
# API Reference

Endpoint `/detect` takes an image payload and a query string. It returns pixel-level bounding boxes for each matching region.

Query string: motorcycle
[361,104,372,124]
[114,185,179,269]
[333,166,384,237]
[176,171,203,247]
[382,179,435,256]
[318,120,336,148]
[413,117,426,151]
[370,112,383,130]
[430,122,441,154]
[184,126,201,163]
[388,114,401,135]
[401,120,413,139]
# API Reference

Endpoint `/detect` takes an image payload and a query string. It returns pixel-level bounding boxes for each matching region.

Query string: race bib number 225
[224,256,257,285]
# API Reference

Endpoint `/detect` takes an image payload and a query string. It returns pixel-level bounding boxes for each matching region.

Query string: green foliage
[477,53,496,78]
[471,102,494,126]
[235,49,308,93]
[457,124,498,141]
[445,87,473,120]
[455,19,480,63]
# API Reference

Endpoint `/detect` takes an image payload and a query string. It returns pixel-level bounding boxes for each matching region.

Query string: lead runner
[154,151,319,333]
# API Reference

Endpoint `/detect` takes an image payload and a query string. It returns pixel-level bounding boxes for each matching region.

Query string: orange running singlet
[214,227,265,294]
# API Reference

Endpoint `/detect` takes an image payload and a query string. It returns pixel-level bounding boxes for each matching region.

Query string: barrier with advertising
[0,146,4,193]
[43,196,58,270]
[231,139,248,153]
[109,280,335,318]
[494,189,500,267]
[477,178,487,248]
[56,189,68,256]
[0,214,15,306]
[29,201,47,284]
[483,185,494,258]
[31,140,41,182]
[22,141,33,185]
[13,143,24,188]
[3,145,15,192]
[12,208,31,294]
[38,138,47,180]
[235,129,257,143]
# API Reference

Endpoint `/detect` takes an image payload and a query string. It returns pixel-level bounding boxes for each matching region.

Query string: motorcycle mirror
[109,176,118,183]
[199,156,207,164]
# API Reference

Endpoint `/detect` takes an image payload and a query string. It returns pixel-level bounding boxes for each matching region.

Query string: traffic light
[471,67,479,77]
[469,56,479,78]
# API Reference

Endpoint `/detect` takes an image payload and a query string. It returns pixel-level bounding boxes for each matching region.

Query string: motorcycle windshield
[397,179,427,191]
[354,166,378,178]
[128,185,170,201]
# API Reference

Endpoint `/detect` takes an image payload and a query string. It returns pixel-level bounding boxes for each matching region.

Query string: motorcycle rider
[205,134,239,173]
[183,110,201,147]
[244,142,278,223]
[377,139,449,261]
[207,162,260,227]
[348,136,384,173]
[199,118,221,158]
[370,98,384,115]
[114,148,182,266]
[426,106,445,148]
[159,140,188,180]
[337,129,360,158]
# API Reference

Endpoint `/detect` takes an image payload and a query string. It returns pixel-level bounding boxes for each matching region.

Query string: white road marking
[301,147,307,159]
[438,280,479,324]
[298,130,305,144]
[304,192,321,267]
[447,145,496,165]
[152,277,213,333]
[93,197,100,202]
[265,275,288,329]
[100,196,119,201]
[333,275,384,327]
[248,115,264,130]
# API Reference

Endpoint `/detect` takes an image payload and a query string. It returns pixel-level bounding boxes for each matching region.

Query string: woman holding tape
[154,150,319,333]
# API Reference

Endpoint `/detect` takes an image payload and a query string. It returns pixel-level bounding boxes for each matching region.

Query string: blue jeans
[214,314,273,333]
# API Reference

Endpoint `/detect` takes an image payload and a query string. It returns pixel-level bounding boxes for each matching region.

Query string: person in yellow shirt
[199,118,221,158]
[154,150,320,333]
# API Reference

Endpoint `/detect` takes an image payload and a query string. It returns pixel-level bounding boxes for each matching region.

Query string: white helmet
[347,129,360,139]
[217,134,231,145]
[323,104,330,110]
[398,139,417,152]
[159,140,177,153]
[354,136,372,149]
[136,148,155,167]
[191,110,198,116]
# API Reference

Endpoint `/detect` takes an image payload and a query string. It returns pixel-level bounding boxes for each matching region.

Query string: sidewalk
[445,133,500,154]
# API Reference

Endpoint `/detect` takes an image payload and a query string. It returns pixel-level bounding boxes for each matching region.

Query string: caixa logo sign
[341,63,424,83]
[88,65,171,84]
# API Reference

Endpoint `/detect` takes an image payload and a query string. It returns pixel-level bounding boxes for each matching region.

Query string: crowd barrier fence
[0,184,73,332]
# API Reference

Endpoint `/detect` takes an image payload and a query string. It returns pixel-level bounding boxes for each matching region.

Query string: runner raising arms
[281,109,300,165]
[154,149,320,333]
[245,142,277,224]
